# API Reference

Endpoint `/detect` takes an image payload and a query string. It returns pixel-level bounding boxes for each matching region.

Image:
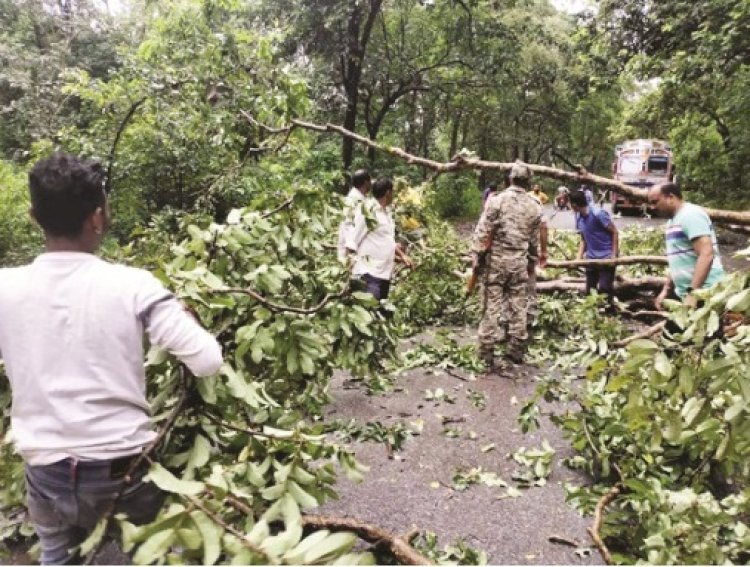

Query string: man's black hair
[352,169,371,189]
[657,182,682,199]
[371,177,393,199]
[569,190,588,208]
[29,152,106,238]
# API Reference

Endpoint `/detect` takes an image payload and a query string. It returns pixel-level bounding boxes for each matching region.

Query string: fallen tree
[242,114,750,227]
[546,255,667,268]
[536,275,666,294]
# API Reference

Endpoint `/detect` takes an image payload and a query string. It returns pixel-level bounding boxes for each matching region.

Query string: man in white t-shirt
[346,177,413,300]
[337,169,371,262]
[0,153,223,564]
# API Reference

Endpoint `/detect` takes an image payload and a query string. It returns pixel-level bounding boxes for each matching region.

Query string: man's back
[0,253,222,465]
[482,187,542,260]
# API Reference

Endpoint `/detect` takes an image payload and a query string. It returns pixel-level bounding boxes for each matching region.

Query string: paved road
[544,203,665,231]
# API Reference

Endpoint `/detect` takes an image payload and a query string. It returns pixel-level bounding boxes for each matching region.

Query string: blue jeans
[359,273,391,300]
[25,456,164,564]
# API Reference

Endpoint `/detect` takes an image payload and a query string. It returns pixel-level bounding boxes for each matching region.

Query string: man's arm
[345,203,368,255]
[138,273,223,376]
[690,235,715,290]
[576,236,586,260]
[470,200,500,268]
[539,219,548,268]
[608,223,619,258]
[395,243,414,269]
[655,277,673,311]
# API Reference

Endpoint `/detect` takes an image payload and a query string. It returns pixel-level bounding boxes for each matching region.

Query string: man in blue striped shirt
[648,182,725,309]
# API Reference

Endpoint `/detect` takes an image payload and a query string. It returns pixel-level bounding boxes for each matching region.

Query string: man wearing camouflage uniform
[471,162,543,370]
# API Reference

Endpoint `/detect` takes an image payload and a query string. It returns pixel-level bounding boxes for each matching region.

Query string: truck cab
[611,139,674,215]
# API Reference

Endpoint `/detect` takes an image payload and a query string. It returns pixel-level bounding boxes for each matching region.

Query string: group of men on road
[472,167,725,375]
[337,169,413,301]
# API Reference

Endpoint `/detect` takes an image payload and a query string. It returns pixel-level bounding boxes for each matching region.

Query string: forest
[1,0,749,565]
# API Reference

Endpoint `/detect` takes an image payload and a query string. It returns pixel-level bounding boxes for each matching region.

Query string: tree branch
[587,484,622,565]
[613,320,667,348]
[301,515,433,565]
[210,283,350,315]
[546,256,668,269]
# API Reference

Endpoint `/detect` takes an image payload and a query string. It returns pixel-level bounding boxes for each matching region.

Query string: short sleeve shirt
[575,206,614,259]
[666,203,725,297]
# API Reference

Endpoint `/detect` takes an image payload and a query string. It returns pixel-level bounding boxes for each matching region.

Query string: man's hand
[401,254,415,270]
[471,254,479,271]
[684,293,698,308]
[654,288,669,311]
[538,252,548,269]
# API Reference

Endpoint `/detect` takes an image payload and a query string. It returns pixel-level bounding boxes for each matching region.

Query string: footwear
[505,340,527,365]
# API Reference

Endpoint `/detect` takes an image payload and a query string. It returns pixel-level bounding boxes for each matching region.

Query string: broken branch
[301,514,433,565]
[587,484,622,565]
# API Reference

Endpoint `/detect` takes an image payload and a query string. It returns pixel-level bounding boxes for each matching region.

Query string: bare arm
[690,236,715,289]
[539,220,548,268]
[655,277,673,311]
[608,223,619,258]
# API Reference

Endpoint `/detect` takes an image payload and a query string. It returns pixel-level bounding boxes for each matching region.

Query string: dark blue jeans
[357,273,391,300]
[585,266,616,303]
[25,456,164,564]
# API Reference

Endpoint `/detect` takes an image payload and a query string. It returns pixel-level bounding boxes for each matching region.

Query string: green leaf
[303,531,357,563]
[287,480,319,510]
[177,527,203,551]
[133,528,177,565]
[190,510,223,565]
[283,530,331,564]
[146,463,205,495]
[654,352,672,378]
[185,434,211,476]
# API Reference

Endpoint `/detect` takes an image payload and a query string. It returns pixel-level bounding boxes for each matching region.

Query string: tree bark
[546,256,668,268]
[536,275,667,294]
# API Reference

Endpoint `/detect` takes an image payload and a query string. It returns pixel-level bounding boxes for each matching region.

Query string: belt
[58,453,148,482]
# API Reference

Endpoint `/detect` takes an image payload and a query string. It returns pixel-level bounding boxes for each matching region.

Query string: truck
[611,139,674,215]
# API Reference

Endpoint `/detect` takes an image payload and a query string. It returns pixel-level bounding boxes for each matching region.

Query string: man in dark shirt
[570,190,619,305]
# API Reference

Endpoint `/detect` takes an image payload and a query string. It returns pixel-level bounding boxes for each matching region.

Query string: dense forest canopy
[3,0,748,246]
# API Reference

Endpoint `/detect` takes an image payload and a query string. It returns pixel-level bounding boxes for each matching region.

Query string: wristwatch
[685,286,694,294]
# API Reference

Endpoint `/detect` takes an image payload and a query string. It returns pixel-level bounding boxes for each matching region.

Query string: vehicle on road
[611,139,674,215]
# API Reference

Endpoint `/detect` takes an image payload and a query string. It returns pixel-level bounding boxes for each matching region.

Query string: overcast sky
[550,0,594,14]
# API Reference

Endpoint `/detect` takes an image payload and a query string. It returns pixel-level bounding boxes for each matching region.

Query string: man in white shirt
[0,153,223,564]
[337,169,371,262]
[346,177,412,300]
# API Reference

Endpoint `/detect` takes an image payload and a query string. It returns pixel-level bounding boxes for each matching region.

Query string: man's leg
[584,266,598,295]
[526,260,537,328]
[597,266,616,306]
[478,283,504,369]
[25,464,86,565]
[505,267,530,364]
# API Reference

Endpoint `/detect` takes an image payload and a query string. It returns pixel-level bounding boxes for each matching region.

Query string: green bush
[427,172,482,219]
[0,161,42,267]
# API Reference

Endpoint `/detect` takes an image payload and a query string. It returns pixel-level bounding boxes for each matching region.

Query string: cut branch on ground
[301,514,433,565]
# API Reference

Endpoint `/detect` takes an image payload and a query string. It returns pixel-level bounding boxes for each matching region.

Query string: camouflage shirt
[471,185,542,264]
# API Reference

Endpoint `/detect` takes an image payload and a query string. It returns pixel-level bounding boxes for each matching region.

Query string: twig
[210,284,349,315]
[587,484,622,565]
[442,367,471,382]
[200,410,314,442]
[261,195,296,218]
[301,514,433,565]
[184,495,271,562]
[105,97,147,194]
[613,320,666,348]
[83,368,191,564]
[548,534,580,547]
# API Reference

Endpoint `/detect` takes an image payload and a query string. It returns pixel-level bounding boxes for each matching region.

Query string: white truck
[611,139,674,215]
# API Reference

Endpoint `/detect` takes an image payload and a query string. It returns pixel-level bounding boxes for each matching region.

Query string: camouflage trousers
[478,259,529,347]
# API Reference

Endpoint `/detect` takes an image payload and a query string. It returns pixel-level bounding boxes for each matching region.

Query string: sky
[550,0,595,14]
